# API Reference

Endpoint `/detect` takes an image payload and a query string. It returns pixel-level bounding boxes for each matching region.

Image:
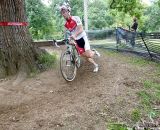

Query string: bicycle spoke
[60,51,77,81]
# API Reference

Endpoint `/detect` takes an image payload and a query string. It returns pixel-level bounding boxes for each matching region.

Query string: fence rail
[145,32,160,39]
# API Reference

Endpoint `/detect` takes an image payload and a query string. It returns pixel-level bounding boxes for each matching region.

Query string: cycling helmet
[59,4,71,12]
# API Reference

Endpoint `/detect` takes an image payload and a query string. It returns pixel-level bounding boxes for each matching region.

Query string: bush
[37,52,57,70]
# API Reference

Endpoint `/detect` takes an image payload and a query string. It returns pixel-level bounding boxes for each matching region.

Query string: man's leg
[83,36,100,72]
[82,50,99,72]
[87,57,99,72]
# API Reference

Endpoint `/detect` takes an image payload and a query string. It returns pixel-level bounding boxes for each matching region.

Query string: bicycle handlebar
[54,31,76,48]
[54,37,76,48]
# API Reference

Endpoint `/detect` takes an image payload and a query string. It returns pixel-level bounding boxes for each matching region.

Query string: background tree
[0,0,40,78]
[88,0,115,29]
[25,0,160,40]
[109,0,143,18]
[26,0,56,40]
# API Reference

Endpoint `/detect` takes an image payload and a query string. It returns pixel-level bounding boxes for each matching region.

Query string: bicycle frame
[64,31,82,56]
[59,31,81,81]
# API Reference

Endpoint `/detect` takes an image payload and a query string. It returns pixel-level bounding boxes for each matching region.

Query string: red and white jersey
[64,16,86,40]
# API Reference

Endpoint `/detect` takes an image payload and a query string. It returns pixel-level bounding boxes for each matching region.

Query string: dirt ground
[0,46,159,130]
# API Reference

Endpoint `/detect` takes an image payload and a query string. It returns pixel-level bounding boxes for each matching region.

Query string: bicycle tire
[73,47,81,68]
[60,50,77,81]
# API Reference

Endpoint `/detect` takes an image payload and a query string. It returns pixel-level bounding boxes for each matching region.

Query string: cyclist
[60,4,100,72]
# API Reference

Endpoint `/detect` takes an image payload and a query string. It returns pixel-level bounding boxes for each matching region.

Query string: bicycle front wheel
[60,51,77,82]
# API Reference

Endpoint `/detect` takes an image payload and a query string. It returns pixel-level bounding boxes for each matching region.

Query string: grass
[143,80,160,90]
[100,48,121,57]
[99,46,160,126]
[131,109,141,122]
[137,79,160,119]
[137,91,152,108]
[127,57,152,66]
[101,44,160,73]
[96,39,160,126]
[29,52,57,77]
[38,52,57,69]
[107,123,128,130]
[143,80,153,88]
[101,47,155,67]
[143,80,160,103]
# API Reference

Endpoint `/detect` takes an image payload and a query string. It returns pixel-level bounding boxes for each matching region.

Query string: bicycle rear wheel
[60,50,77,81]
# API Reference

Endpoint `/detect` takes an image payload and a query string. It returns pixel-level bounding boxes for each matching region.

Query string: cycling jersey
[65,16,86,40]
[64,16,90,51]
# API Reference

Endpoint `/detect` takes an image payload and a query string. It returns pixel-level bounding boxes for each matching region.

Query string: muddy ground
[0,46,159,130]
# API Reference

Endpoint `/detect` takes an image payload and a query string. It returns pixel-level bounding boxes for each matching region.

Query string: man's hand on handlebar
[70,34,76,40]
[69,38,76,45]
[69,35,76,45]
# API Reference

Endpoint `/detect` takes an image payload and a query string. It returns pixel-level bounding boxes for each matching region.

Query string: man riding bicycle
[60,4,100,72]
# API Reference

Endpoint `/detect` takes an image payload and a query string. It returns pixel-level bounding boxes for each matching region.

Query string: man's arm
[71,24,83,39]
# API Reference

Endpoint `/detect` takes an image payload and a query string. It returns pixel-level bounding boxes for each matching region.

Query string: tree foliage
[26,0,56,40]
[88,0,115,29]
[25,0,160,39]
[109,0,144,18]
[143,1,160,32]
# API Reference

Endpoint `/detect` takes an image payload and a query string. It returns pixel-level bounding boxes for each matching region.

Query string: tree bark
[0,0,39,78]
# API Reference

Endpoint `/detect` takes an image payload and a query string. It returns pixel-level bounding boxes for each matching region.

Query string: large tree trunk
[0,0,39,78]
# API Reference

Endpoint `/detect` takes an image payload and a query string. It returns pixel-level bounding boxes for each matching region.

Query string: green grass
[143,80,152,89]
[137,91,152,107]
[127,57,152,66]
[102,48,156,68]
[97,40,160,126]
[38,52,57,69]
[101,45,160,74]
[148,110,160,119]
[137,82,160,118]
[107,123,128,130]
[29,52,57,77]
[101,48,121,57]
[143,80,160,90]
[131,109,141,122]
[143,80,160,104]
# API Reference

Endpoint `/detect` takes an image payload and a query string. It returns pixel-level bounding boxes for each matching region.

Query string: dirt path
[0,46,155,130]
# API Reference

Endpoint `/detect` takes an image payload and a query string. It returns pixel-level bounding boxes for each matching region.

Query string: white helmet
[59,3,71,12]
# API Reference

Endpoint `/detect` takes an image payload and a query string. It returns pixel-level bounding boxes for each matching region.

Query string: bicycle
[60,32,82,82]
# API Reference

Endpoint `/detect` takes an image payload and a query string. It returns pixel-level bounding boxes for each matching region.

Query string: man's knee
[83,50,93,58]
